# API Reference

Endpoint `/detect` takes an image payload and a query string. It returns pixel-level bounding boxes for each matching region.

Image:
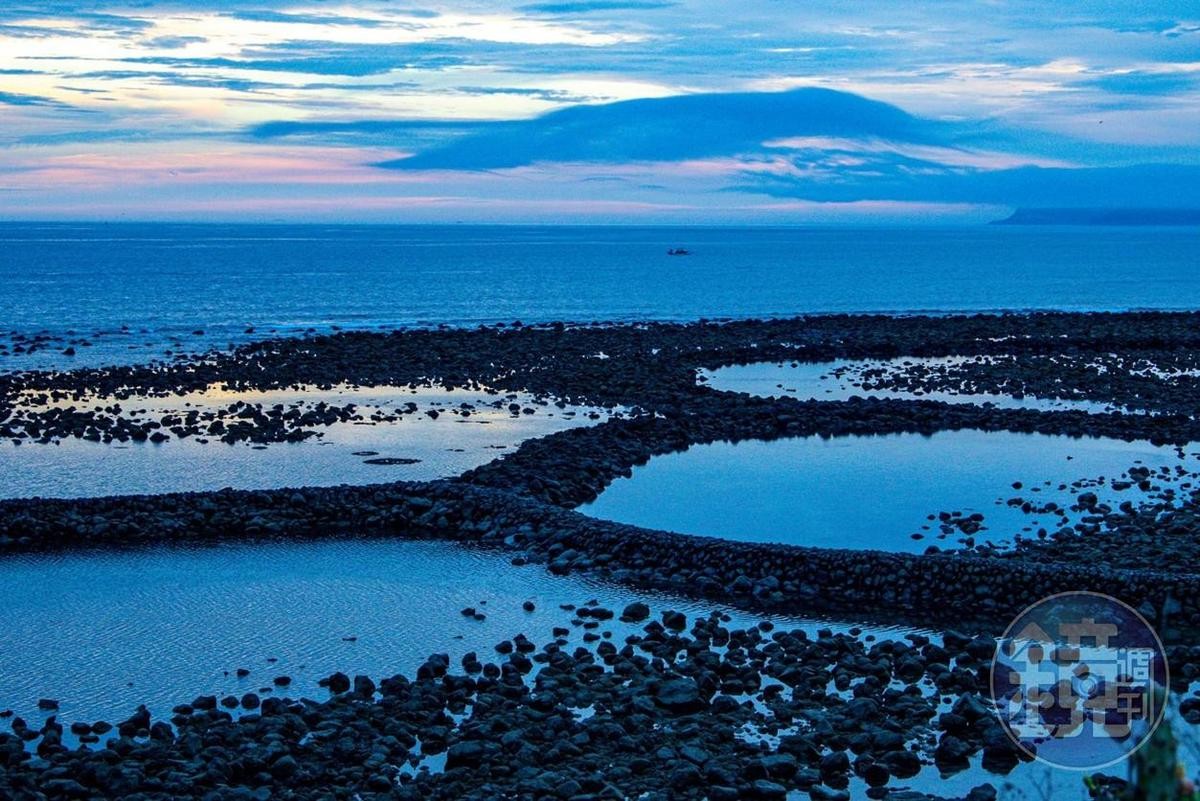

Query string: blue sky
[0,1,1197,222]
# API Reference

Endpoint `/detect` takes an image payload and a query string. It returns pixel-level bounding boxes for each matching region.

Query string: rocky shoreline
[2,603,1008,801]
[3,311,1200,799]
[822,351,1200,417]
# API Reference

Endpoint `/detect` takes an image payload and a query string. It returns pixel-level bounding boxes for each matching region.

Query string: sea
[1,221,1198,370]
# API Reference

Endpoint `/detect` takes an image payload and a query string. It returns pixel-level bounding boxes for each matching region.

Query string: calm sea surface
[2,222,1197,369]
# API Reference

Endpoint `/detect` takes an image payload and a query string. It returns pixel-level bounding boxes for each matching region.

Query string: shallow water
[0,384,609,499]
[0,535,1158,799]
[3,222,1199,371]
[703,358,1130,414]
[0,538,914,726]
[580,430,1192,553]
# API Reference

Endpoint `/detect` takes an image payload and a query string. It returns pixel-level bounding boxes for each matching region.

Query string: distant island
[993,208,1200,226]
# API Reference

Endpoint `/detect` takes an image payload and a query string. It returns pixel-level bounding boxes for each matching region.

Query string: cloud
[251,118,488,137]
[226,9,439,25]
[377,88,942,170]
[1082,70,1200,96]
[0,22,85,38]
[450,85,596,103]
[71,12,154,34]
[115,36,600,77]
[4,1,1200,221]
[518,1,676,13]
[70,69,297,92]
[247,118,494,149]
[1161,22,1200,38]
[0,90,77,109]
[346,86,1199,210]
[121,54,410,78]
[225,10,386,27]
[741,161,1200,208]
[145,35,207,49]
[11,128,185,147]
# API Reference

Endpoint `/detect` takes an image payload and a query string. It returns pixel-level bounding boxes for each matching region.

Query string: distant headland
[993,208,1200,226]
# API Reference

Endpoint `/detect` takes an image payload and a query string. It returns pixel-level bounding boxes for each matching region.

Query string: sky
[0,1,1198,223]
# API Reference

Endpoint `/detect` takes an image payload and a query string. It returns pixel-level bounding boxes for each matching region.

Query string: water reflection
[1,383,613,499]
[581,430,1191,553]
[702,358,1135,414]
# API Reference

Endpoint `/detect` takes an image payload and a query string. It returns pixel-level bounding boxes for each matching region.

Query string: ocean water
[2,222,1198,370]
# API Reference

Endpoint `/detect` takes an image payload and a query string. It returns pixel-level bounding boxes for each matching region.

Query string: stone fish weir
[4,311,1200,800]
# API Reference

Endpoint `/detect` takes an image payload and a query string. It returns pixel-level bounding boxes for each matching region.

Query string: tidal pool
[580,430,1193,553]
[702,358,1131,414]
[0,537,1161,799]
[0,538,912,727]
[0,384,611,499]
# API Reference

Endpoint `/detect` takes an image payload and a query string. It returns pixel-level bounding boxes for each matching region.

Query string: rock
[749,779,788,799]
[117,705,150,736]
[883,749,921,778]
[323,672,351,694]
[620,602,650,622]
[661,610,686,630]
[271,755,299,779]
[446,740,489,769]
[42,779,86,797]
[819,751,850,776]
[669,764,701,789]
[749,755,791,781]
[808,786,851,801]
[935,734,972,766]
[353,675,376,697]
[862,762,890,787]
[652,679,704,713]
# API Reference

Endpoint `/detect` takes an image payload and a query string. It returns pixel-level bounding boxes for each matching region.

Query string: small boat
[666,248,691,256]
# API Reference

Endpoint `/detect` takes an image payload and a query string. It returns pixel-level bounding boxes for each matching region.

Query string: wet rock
[661,610,686,631]
[322,672,351,694]
[652,679,704,713]
[620,602,650,622]
[352,675,376,697]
